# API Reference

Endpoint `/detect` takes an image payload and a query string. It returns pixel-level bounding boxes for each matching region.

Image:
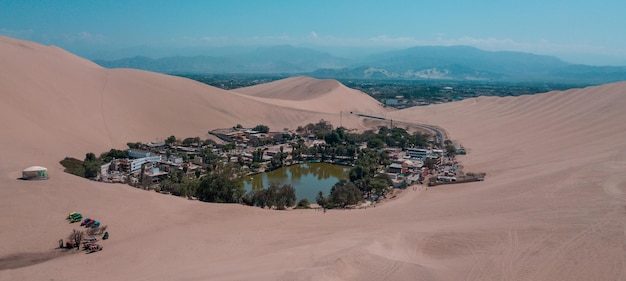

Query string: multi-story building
[405,148,428,160]
[111,155,162,173]
[129,155,162,173]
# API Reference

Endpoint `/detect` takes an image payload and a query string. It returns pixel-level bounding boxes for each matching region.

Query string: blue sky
[1,0,625,65]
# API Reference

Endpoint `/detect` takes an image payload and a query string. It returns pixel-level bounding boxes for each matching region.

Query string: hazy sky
[1,0,625,65]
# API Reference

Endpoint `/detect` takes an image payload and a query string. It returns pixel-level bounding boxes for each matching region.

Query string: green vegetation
[295,198,311,209]
[347,149,392,200]
[62,120,438,210]
[82,153,99,179]
[297,119,333,139]
[180,74,581,109]
[166,135,177,145]
[327,179,362,208]
[60,157,86,177]
[100,149,127,163]
[252,124,270,133]
[316,191,328,208]
[158,171,200,198]
[61,151,129,179]
[182,137,201,146]
[444,139,456,157]
[268,147,288,171]
[127,142,143,149]
[196,167,245,203]
[311,146,394,208]
[245,182,296,210]
[424,158,438,169]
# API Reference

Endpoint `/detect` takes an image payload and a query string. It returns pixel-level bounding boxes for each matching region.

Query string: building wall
[385,99,399,105]
[130,155,162,173]
[406,148,428,159]
[100,162,111,175]
[22,169,48,180]
[127,149,152,159]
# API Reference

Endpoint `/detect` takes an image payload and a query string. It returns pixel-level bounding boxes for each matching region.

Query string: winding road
[356,113,449,147]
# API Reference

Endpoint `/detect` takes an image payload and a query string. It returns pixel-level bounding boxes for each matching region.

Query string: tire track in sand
[99,71,114,145]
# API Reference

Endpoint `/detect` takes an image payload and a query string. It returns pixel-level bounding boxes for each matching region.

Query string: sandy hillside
[233,76,386,115]
[0,36,380,165]
[234,76,341,100]
[2,35,626,281]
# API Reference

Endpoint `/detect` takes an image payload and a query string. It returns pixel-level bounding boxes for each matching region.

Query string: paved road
[356,114,449,148]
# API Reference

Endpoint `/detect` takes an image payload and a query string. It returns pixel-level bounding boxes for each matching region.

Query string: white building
[130,155,162,173]
[22,166,48,180]
[406,148,428,160]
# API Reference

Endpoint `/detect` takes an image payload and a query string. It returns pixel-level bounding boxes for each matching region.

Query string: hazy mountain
[311,46,626,83]
[364,45,569,73]
[85,45,259,61]
[237,45,351,73]
[94,45,351,74]
[551,64,626,84]
[93,45,626,83]
[94,55,244,73]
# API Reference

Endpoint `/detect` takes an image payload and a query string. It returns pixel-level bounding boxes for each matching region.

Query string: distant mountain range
[93,45,350,74]
[93,45,626,84]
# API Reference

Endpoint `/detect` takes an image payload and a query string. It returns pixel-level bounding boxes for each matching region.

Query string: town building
[387,163,404,174]
[129,156,162,173]
[21,166,48,180]
[126,149,153,159]
[110,155,162,174]
[145,141,166,148]
[406,148,428,160]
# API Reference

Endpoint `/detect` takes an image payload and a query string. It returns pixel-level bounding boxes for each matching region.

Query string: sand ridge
[233,76,387,115]
[2,35,626,280]
[0,36,381,163]
[234,76,343,101]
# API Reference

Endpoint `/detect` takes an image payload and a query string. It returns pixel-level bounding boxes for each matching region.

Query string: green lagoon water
[242,163,350,202]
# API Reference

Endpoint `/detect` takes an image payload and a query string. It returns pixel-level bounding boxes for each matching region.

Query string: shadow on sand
[0,249,75,270]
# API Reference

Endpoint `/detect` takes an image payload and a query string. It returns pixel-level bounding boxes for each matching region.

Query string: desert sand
[233,76,386,115]
[1,35,626,280]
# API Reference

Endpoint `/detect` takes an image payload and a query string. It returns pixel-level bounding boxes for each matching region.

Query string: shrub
[60,157,85,177]
[296,198,311,209]
[328,179,362,208]
[252,125,270,133]
[195,171,244,203]
[316,191,327,208]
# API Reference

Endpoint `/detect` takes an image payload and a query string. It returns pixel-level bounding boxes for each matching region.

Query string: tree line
[61,121,432,210]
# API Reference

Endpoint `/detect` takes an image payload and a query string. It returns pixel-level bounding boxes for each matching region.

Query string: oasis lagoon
[242,163,350,202]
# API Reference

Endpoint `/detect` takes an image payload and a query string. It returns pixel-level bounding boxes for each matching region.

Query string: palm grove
[61,120,432,210]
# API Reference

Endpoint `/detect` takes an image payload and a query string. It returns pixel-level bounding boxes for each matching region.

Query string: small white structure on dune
[22,166,48,180]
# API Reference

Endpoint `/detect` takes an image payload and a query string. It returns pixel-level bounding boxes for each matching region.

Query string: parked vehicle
[66,211,77,219]
[82,237,98,244]
[91,221,100,228]
[67,212,82,222]
[84,219,96,227]
[86,243,103,253]
[69,214,83,223]
[80,218,91,226]
[59,239,78,249]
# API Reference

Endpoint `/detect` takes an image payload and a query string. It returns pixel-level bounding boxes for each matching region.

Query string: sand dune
[0,36,380,165]
[235,76,342,100]
[233,76,386,114]
[2,35,626,281]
